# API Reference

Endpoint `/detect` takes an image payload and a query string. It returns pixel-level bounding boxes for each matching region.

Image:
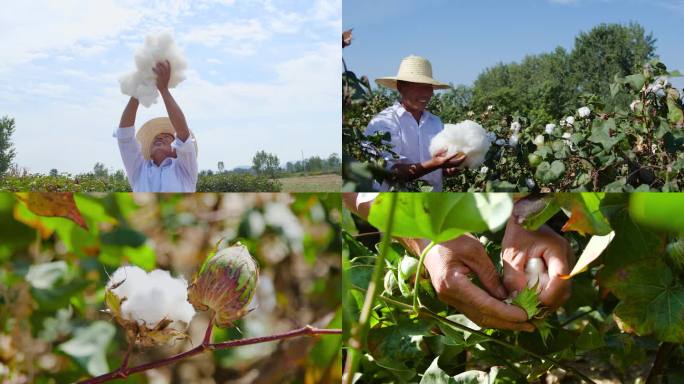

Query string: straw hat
[136,117,198,160]
[376,55,450,90]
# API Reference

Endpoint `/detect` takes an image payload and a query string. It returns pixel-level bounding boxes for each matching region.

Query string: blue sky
[343,0,684,91]
[0,0,340,174]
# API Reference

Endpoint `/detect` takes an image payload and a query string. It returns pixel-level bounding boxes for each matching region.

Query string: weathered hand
[427,149,460,168]
[153,60,171,91]
[501,218,573,310]
[443,153,466,168]
[424,235,534,331]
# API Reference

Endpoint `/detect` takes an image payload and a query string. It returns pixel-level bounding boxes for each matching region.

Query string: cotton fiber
[107,266,195,330]
[429,120,492,169]
[119,33,188,107]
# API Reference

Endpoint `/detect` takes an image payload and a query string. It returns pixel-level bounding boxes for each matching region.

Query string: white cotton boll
[479,166,489,174]
[428,120,492,169]
[108,265,148,300]
[562,132,572,139]
[486,132,497,142]
[545,123,556,135]
[107,266,195,329]
[533,135,545,147]
[578,106,591,118]
[510,121,521,132]
[630,100,641,112]
[525,178,536,189]
[487,105,494,111]
[495,138,505,146]
[509,134,519,147]
[565,116,575,126]
[119,32,188,107]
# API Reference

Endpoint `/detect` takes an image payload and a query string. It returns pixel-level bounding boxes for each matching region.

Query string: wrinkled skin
[423,235,535,332]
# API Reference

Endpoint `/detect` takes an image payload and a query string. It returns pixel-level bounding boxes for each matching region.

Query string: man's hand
[423,235,534,331]
[153,60,171,91]
[501,218,573,309]
[427,149,461,169]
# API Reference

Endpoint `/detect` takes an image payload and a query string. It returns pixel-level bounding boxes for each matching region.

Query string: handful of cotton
[428,120,492,169]
[119,33,188,107]
[105,266,196,346]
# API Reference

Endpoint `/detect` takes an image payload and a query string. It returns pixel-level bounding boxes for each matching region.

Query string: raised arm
[154,61,190,142]
[119,97,139,128]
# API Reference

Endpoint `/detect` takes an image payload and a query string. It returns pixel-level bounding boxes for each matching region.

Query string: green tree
[570,22,656,103]
[217,161,225,173]
[49,169,59,177]
[93,162,108,178]
[252,150,280,178]
[0,116,17,176]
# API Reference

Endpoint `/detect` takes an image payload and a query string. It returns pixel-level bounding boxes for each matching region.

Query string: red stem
[77,326,341,384]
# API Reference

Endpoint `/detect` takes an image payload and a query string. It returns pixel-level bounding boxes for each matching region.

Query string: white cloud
[183,19,270,55]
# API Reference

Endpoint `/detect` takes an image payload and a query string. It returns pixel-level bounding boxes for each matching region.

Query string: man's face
[397,81,434,114]
[150,133,176,158]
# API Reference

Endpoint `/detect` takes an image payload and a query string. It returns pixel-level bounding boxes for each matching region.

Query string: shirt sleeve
[171,135,198,188]
[365,115,406,170]
[114,126,143,185]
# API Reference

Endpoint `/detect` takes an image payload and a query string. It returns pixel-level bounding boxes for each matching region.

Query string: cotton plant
[429,120,492,169]
[105,242,258,347]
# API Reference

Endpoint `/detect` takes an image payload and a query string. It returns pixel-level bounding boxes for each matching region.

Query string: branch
[77,325,341,384]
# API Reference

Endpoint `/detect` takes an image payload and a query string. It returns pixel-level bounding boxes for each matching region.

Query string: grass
[277,173,342,192]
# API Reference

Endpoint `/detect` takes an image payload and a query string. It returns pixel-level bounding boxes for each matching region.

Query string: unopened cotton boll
[545,124,556,135]
[578,106,591,118]
[119,32,188,107]
[428,120,492,169]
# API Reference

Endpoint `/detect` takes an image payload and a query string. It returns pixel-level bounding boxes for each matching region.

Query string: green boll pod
[666,238,684,270]
[188,242,259,328]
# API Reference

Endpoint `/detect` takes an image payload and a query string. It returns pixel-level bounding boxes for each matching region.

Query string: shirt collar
[148,157,173,168]
[394,102,433,125]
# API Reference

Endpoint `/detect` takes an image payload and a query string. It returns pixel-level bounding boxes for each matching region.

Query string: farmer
[343,193,572,331]
[115,61,198,192]
[366,55,464,191]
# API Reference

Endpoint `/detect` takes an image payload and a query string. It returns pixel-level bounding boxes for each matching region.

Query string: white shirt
[365,103,444,191]
[115,126,198,192]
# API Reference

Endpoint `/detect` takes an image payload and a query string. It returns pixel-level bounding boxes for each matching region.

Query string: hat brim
[376,76,451,90]
[136,117,198,160]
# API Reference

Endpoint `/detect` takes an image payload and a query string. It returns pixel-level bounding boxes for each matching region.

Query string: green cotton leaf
[512,286,541,319]
[535,160,565,184]
[589,118,620,150]
[557,193,612,236]
[624,74,646,90]
[368,193,513,244]
[100,227,147,248]
[512,195,561,231]
[576,322,605,351]
[58,321,116,377]
[605,258,684,343]
[367,320,434,366]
